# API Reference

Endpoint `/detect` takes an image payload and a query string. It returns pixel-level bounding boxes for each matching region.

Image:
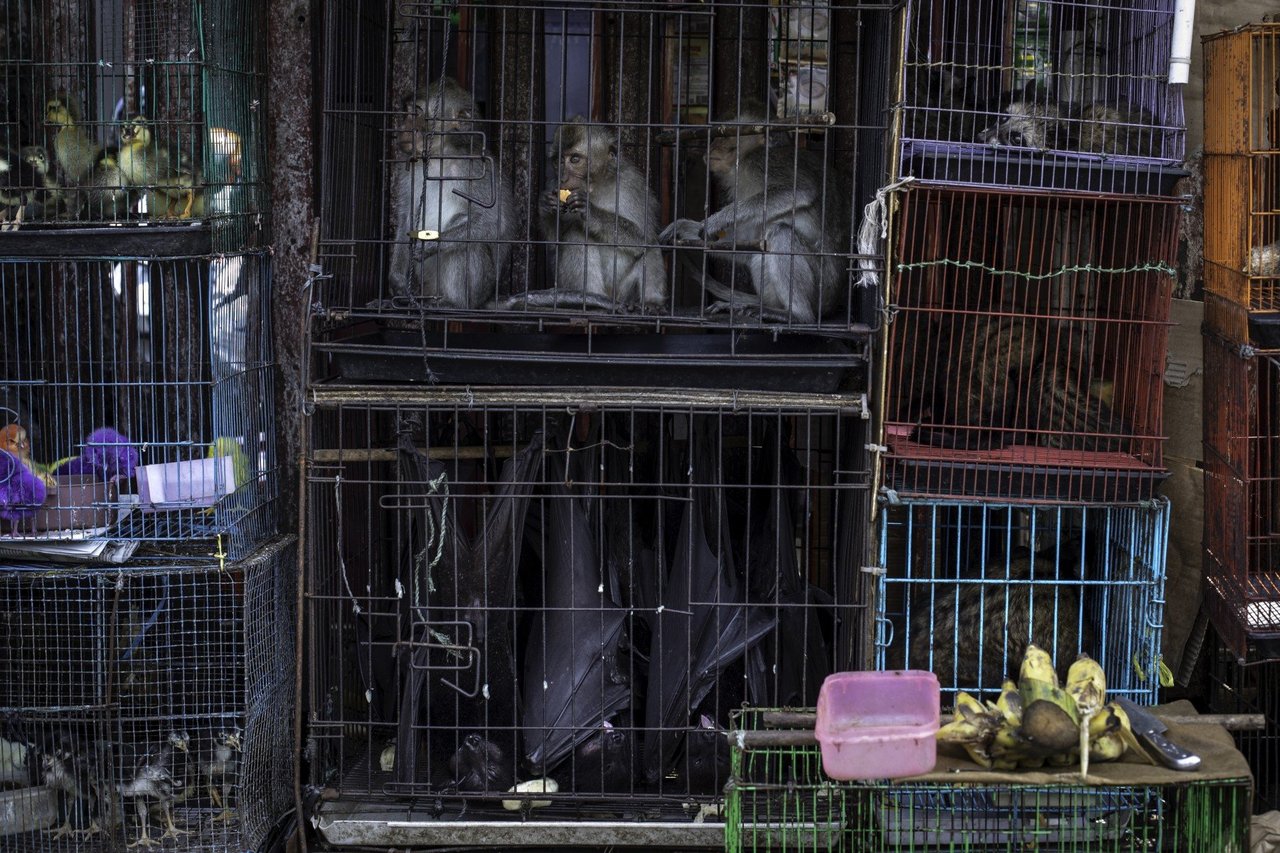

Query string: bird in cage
[52,426,141,481]
[18,145,72,219]
[0,145,52,226]
[202,726,242,822]
[85,146,132,221]
[118,118,203,219]
[118,730,191,845]
[45,94,102,187]
[0,423,56,490]
[0,448,47,533]
[39,730,102,839]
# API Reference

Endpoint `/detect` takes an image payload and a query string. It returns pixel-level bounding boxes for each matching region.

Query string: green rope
[895,258,1177,279]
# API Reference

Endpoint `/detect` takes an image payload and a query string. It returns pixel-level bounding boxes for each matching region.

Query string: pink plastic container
[814,670,940,780]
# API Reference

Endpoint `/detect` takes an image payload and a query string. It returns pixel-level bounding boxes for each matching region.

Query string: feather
[54,427,140,480]
[0,449,47,528]
[207,436,251,488]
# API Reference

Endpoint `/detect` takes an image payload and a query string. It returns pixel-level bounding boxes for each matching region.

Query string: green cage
[726,707,1252,852]
[0,0,266,254]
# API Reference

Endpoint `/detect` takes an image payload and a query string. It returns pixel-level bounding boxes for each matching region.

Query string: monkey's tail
[673,250,767,315]
[488,289,635,313]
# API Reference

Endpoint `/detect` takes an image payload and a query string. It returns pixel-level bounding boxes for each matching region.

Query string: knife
[1114,698,1201,771]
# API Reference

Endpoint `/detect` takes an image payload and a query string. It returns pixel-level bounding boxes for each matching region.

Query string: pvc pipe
[1169,0,1197,84]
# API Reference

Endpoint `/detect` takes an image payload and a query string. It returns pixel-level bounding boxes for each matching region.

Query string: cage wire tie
[856,176,913,289]
[865,443,888,454]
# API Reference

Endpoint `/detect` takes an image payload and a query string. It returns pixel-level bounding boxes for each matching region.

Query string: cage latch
[401,613,482,699]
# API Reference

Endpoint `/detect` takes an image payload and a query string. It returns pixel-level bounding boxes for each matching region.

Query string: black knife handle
[1142,730,1201,771]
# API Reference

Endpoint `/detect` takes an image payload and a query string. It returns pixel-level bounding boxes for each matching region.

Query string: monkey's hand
[538,189,564,214]
[659,218,703,245]
[561,189,589,216]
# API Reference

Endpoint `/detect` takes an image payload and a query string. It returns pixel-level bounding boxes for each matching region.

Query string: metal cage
[301,395,872,847]
[895,0,1187,194]
[1203,334,1280,664]
[1203,23,1280,348]
[313,1,893,384]
[882,186,1179,503]
[0,536,296,852]
[875,498,1169,701]
[0,0,267,253]
[723,709,1251,853]
[1206,628,1280,814]
[0,252,278,563]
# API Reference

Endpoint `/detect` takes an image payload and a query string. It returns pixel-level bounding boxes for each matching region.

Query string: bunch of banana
[936,644,1150,776]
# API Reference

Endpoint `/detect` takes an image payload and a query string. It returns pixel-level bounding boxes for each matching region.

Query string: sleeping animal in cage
[906,545,1095,691]
[661,103,844,323]
[496,119,666,312]
[978,84,1157,157]
[912,315,1127,452]
[387,77,516,308]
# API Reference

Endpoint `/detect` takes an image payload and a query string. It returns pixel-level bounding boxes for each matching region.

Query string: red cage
[1203,334,1280,663]
[881,186,1179,502]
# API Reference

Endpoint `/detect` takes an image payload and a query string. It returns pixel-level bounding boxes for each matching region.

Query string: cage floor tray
[884,433,1167,503]
[900,140,1189,196]
[317,327,863,393]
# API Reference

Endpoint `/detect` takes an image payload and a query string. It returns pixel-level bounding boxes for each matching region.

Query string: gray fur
[388,77,515,308]
[662,110,845,323]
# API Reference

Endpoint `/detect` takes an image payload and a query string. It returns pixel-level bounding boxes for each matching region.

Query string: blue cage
[874,497,1169,701]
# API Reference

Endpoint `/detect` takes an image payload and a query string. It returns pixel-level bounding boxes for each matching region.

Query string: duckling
[86,147,131,220]
[0,147,41,225]
[19,145,68,219]
[117,118,201,219]
[46,94,102,185]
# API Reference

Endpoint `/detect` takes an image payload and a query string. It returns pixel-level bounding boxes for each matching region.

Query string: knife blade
[1114,698,1201,771]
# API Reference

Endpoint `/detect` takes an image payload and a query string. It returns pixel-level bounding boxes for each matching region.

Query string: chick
[0,423,57,491]
[86,147,131,220]
[117,118,201,219]
[202,727,241,822]
[46,95,102,186]
[40,732,100,839]
[19,145,67,219]
[0,147,42,227]
[118,731,190,847]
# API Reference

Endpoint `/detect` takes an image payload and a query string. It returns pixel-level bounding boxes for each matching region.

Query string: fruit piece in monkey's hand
[558,188,572,203]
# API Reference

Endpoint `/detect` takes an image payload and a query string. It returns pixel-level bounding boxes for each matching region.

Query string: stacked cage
[305,1,886,846]
[861,0,1186,840]
[0,2,290,850]
[1202,24,1280,665]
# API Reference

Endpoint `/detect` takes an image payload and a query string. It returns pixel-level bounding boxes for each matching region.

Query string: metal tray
[315,327,866,393]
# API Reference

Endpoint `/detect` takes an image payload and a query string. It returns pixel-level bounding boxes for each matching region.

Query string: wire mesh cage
[1206,627,1280,814]
[875,498,1168,702]
[0,536,296,852]
[302,396,872,846]
[313,1,894,385]
[723,708,1252,853]
[895,0,1187,194]
[0,0,267,253]
[0,252,278,563]
[1203,23,1280,349]
[881,186,1179,503]
[1203,334,1280,664]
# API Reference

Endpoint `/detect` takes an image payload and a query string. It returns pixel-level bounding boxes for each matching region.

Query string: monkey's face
[706,132,765,181]
[558,146,591,191]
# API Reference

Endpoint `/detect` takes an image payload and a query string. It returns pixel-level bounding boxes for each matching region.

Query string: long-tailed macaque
[661,106,844,323]
[388,77,515,308]
[497,120,666,311]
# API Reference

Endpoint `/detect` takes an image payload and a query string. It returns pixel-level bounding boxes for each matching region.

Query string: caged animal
[661,104,844,323]
[978,84,1157,157]
[503,119,666,311]
[911,315,1127,452]
[906,545,1094,690]
[117,117,202,218]
[46,95,101,186]
[387,77,516,308]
